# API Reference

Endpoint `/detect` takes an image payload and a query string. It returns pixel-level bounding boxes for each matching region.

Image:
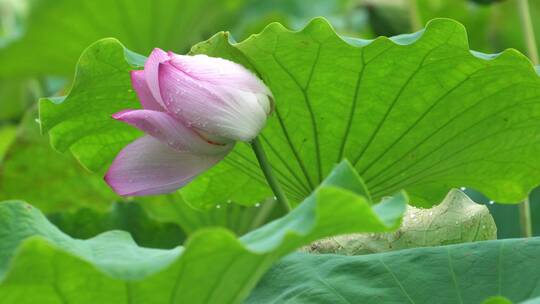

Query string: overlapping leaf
[249,237,540,304]
[39,39,145,172]
[0,161,407,304]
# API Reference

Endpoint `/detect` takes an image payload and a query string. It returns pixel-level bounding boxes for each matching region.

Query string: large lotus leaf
[0,161,407,304]
[248,237,540,304]
[0,0,243,77]
[190,18,540,207]
[39,18,540,208]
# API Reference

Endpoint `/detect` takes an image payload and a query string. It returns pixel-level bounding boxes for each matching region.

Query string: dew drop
[460,187,466,191]
[216,204,221,209]
[488,200,494,205]
[255,203,261,207]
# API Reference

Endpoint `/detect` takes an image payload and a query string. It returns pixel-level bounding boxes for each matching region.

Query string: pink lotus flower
[105,48,273,196]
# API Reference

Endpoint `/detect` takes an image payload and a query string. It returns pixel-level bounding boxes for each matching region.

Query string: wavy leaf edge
[37,17,540,207]
[0,161,408,284]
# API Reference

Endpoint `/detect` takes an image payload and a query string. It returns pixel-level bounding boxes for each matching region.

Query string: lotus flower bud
[104,48,273,196]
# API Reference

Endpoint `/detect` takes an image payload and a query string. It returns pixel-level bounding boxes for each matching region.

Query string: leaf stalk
[517,0,539,64]
[519,197,533,237]
[251,137,292,212]
[408,0,422,31]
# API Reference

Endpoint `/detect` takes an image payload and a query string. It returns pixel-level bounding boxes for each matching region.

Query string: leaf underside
[303,188,497,255]
[39,18,540,207]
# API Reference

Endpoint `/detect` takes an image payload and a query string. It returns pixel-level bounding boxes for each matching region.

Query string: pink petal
[104,136,228,196]
[130,70,164,111]
[144,48,170,108]
[169,54,272,97]
[112,109,232,155]
[158,61,268,142]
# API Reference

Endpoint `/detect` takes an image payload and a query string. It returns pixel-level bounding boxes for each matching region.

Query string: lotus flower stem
[408,0,422,32]
[251,137,291,211]
[517,0,539,65]
[517,0,537,238]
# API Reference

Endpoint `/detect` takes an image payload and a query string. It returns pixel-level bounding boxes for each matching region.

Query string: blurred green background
[0,0,539,240]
